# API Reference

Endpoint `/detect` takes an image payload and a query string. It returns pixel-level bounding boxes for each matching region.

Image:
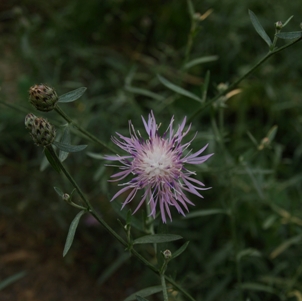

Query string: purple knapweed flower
[105,111,213,223]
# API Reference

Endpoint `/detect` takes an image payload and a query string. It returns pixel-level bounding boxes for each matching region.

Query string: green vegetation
[1,1,302,300]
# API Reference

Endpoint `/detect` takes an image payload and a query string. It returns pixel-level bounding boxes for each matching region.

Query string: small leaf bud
[25,113,37,130]
[30,117,56,146]
[275,21,283,30]
[29,84,58,112]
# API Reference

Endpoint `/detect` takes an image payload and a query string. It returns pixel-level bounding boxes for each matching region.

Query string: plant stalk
[188,37,302,122]
[46,144,195,301]
[54,105,116,153]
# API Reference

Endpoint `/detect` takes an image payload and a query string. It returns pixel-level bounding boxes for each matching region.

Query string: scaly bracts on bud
[29,84,58,112]
[25,113,37,130]
[30,117,56,146]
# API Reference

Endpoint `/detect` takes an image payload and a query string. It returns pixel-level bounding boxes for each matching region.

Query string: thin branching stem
[45,144,195,301]
[54,105,116,153]
[161,272,169,301]
[188,37,302,123]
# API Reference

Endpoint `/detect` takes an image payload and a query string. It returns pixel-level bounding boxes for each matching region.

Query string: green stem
[0,100,30,114]
[183,18,197,69]
[188,37,302,122]
[54,105,116,153]
[229,177,243,300]
[161,271,169,301]
[45,144,195,301]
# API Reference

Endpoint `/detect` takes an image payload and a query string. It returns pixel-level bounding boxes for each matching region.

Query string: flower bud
[162,249,172,260]
[275,21,283,30]
[62,193,70,201]
[25,113,37,130]
[29,84,58,112]
[217,82,229,93]
[258,137,270,150]
[30,117,56,146]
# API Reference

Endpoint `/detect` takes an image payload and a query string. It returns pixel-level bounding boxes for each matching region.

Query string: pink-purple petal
[106,110,213,223]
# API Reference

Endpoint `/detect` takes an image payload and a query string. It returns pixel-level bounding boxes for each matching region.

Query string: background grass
[1,0,302,300]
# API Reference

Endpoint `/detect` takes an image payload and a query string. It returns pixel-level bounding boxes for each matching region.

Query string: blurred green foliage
[1,0,302,300]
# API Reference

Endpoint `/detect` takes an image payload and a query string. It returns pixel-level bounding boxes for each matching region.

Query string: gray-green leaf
[236,248,262,262]
[241,282,277,294]
[54,186,64,197]
[59,127,71,162]
[53,141,87,153]
[133,234,182,245]
[184,55,218,70]
[172,241,190,259]
[44,147,61,173]
[184,208,230,219]
[125,86,164,101]
[248,10,272,47]
[58,87,87,103]
[63,210,86,257]
[0,271,27,291]
[276,31,302,39]
[157,75,202,102]
[135,296,149,301]
[124,286,162,301]
[282,15,294,28]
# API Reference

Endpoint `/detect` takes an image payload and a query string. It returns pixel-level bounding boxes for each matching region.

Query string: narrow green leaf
[236,248,262,262]
[126,209,132,226]
[184,209,230,219]
[172,241,190,259]
[201,70,210,102]
[282,16,294,28]
[136,296,149,301]
[267,125,278,142]
[133,234,182,245]
[58,87,87,103]
[0,271,27,291]
[110,200,144,232]
[248,10,272,46]
[157,75,202,102]
[124,285,162,301]
[270,234,302,259]
[125,85,164,101]
[54,186,64,197]
[276,31,302,39]
[262,214,277,230]
[98,253,131,285]
[63,210,86,257]
[86,152,104,160]
[247,131,259,147]
[40,153,49,171]
[59,127,71,162]
[187,0,195,17]
[44,147,61,173]
[241,282,277,294]
[53,141,87,153]
[184,55,218,70]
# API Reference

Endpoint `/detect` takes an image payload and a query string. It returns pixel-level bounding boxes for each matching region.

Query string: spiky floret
[105,111,213,223]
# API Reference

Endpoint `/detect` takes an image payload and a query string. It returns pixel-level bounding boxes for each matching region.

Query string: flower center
[133,138,182,183]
